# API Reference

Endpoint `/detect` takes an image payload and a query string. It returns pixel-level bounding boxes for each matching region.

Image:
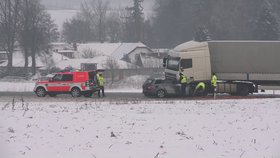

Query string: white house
[51,42,76,59]
[73,42,154,68]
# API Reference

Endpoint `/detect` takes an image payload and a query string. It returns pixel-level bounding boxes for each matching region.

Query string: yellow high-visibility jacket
[97,75,104,87]
[180,75,187,84]
[211,75,217,87]
[195,82,205,90]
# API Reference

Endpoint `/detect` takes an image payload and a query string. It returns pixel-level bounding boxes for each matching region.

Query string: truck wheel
[156,89,166,98]
[238,85,249,96]
[83,92,93,98]
[71,88,81,97]
[36,87,46,97]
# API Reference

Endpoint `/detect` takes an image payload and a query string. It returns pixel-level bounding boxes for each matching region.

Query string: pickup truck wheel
[83,92,93,98]
[156,89,166,98]
[71,88,81,97]
[36,87,46,97]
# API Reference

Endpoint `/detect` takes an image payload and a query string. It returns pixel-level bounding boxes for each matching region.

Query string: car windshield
[145,79,154,84]
[167,57,180,71]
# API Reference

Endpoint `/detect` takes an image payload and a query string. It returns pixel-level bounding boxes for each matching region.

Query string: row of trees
[62,0,150,44]
[62,0,280,48]
[152,0,280,47]
[0,0,59,74]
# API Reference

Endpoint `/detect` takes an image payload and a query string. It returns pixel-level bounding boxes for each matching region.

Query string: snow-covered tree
[123,0,144,42]
[0,0,20,70]
[194,25,211,42]
[254,4,279,40]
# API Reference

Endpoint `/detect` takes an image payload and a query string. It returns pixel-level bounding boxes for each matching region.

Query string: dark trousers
[194,87,204,96]
[98,86,105,97]
[181,83,187,96]
[211,85,216,96]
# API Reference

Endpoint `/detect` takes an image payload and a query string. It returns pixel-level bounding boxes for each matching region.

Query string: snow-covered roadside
[0,99,280,158]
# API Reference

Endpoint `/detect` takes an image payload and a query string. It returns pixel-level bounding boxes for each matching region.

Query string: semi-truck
[163,41,280,96]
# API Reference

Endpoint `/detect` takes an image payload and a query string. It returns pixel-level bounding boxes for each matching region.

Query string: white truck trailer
[163,41,280,96]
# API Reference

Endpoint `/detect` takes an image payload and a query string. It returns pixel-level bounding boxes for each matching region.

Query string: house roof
[55,55,135,70]
[75,42,152,60]
[111,43,146,60]
[136,53,163,68]
[77,43,121,57]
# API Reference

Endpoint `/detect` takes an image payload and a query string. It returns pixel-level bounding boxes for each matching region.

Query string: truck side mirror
[163,57,167,67]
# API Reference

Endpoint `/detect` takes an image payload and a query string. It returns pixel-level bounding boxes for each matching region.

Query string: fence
[103,68,165,82]
[0,66,165,83]
[0,67,34,78]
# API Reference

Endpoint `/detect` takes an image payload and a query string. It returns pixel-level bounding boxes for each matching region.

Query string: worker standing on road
[194,82,206,96]
[97,73,105,97]
[179,73,187,97]
[211,73,217,98]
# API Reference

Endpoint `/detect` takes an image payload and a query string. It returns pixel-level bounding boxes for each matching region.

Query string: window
[167,57,180,71]
[88,71,96,82]
[62,74,73,81]
[155,80,163,84]
[181,59,192,69]
[164,79,177,84]
[52,74,63,81]
[145,79,154,84]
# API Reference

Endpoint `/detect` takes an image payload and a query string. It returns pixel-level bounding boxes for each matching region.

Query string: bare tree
[0,0,20,71]
[81,48,98,58]
[106,57,119,84]
[106,11,122,42]
[124,0,144,42]
[18,0,59,75]
[81,0,110,43]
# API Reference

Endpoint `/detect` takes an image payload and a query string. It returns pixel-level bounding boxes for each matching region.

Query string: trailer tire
[238,85,249,96]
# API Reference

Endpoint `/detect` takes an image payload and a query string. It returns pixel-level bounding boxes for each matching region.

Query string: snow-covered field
[0,99,280,158]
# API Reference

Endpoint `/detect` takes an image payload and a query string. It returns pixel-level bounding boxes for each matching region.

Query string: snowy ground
[0,99,280,158]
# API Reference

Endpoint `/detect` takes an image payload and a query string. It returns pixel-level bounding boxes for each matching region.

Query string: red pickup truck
[34,71,99,97]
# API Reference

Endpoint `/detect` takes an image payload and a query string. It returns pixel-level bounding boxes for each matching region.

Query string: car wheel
[156,89,166,98]
[36,87,46,97]
[71,88,81,97]
[83,92,93,98]
[48,93,57,97]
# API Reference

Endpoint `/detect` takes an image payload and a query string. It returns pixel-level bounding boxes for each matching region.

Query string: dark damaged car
[142,78,181,98]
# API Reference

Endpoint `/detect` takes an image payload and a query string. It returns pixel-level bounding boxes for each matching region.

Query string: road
[1,92,280,103]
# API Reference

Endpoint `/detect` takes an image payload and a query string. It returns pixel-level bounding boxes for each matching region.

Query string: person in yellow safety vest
[194,82,206,96]
[97,73,105,97]
[211,73,217,95]
[179,73,187,97]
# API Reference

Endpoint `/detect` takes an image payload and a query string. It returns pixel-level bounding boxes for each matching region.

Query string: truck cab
[164,41,211,82]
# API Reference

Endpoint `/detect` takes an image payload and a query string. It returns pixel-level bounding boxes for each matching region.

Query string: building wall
[128,48,153,64]
[0,53,7,60]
